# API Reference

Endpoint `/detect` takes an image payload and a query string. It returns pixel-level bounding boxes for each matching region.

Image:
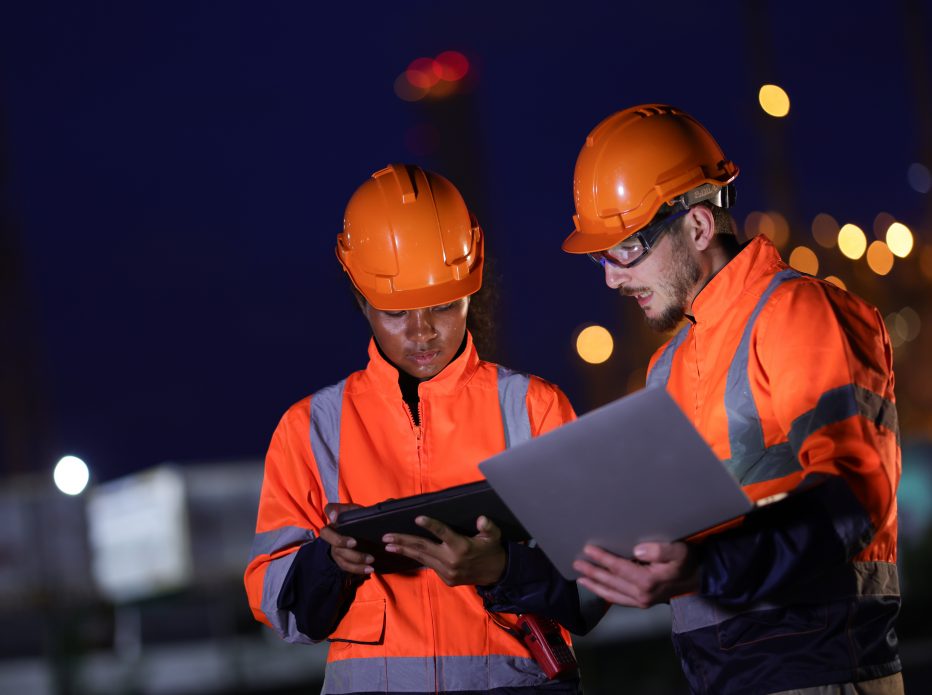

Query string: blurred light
[576,325,614,364]
[394,73,428,102]
[758,84,790,117]
[885,222,914,258]
[838,223,867,259]
[811,213,839,248]
[885,313,907,348]
[748,211,790,247]
[433,51,469,81]
[920,246,932,281]
[788,246,819,275]
[908,163,931,194]
[406,57,440,89]
[872,212,895,240]
[900,307,921,341]
[54,455,90,496]
[823,275,847,290]
[866,240,894,275]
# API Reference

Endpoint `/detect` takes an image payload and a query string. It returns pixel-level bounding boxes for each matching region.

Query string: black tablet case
[330,480,531,573]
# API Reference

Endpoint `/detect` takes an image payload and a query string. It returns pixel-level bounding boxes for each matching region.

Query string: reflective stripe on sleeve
[249,525,318,644]
[322,653,548,694]
[309,378,347,506]
[788,383,899,456]
[496,366,531,448]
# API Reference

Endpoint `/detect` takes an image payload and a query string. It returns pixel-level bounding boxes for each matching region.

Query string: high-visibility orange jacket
[647,236,901,694]
[244,335,579,694]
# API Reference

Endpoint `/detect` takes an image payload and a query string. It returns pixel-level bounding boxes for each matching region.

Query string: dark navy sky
[1,2,928,482]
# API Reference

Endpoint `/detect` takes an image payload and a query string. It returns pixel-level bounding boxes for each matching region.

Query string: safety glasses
[588,207,689,270]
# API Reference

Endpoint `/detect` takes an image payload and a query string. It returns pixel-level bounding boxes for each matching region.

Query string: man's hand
[573,541,699,608]
[319,503,373,576]
[382,516,507,586]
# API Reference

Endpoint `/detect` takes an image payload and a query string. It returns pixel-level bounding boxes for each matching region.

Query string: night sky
[1,2,929,482]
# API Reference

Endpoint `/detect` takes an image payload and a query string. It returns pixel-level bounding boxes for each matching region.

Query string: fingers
[319,524,372,575]
[573,552,649,608]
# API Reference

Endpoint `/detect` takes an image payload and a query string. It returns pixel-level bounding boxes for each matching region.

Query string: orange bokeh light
[406,57,440,89]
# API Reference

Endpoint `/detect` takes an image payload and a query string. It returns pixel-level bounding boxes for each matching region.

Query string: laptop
[479,387,756,579]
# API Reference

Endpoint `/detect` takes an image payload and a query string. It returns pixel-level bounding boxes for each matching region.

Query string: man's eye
[433,302,457,312]
[384,310,407,318]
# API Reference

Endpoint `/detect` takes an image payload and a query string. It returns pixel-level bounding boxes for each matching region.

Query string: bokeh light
[866,240,894,276]
[759,84,790,117]
[394,73,427,101]
[576,325,614,364]
[406,57,440,89]
[789,246,819,275]
[873,212,896,240]
[837,223,867,260]
[920,246,932,281]
[823,275,847,290]
[885,222,914,258]
[746,211,790,247]
[811,213,839,248]
[53,455,90,496]
[433,51,469,81]
[899,307,921,341]
[908,162,931,194]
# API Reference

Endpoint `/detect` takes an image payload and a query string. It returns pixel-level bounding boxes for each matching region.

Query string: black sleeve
[476,542,607,635]
[700,475,875,606]
[277,539,365,641]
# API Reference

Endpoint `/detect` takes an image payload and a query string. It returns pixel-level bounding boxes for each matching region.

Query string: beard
[643,232,702,333]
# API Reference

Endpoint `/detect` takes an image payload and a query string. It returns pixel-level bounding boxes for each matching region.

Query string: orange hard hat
[563,104,739,254]
[336,164,484,311]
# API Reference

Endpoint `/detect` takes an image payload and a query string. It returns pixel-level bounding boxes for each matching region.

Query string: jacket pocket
[329,598,386,646]
[717,605,827,650]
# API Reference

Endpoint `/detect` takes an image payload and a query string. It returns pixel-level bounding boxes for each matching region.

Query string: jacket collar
[690,235,788,325]
[362,331,481,396]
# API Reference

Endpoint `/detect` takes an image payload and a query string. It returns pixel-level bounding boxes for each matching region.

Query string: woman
[245,164,598,694]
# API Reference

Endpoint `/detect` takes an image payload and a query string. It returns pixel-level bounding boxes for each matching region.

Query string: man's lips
[622,288,653,307]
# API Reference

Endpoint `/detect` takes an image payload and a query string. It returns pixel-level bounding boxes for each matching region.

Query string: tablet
[331,480,531,574]
[479,387,755,579]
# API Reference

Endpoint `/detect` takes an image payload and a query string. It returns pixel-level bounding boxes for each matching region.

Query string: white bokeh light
[53,455,90,495]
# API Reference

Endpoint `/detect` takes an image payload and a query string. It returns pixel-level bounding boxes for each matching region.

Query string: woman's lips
[409,350,440,365]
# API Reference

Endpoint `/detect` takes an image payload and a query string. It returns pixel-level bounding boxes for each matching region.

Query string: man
[564,105,903,694]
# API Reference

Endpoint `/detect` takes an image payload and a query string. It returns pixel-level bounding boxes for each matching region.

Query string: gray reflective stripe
[788,383,899,455]
[722,442,799,485]
[646,324,691,389]
[310,379,347,506]
[670,561,899,634]
[497,366,531,448]
[249,525,316,560]
[249,526,318,644]
[724,268,801,465]
[322,654,547,694]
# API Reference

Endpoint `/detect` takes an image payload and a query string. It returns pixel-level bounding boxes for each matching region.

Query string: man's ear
[686,205,716,252]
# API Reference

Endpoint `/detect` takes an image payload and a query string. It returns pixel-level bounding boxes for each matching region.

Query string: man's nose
[604,263,628,289]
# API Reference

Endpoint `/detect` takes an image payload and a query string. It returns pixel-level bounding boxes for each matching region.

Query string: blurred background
[1,1,931,693]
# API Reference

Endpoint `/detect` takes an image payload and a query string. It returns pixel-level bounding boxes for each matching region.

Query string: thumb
[476,516,502,541]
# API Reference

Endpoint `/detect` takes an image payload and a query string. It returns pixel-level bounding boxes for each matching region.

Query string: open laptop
[479,387,756,580]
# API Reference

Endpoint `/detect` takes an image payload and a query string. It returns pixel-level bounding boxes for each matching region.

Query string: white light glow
[54,455,90,496]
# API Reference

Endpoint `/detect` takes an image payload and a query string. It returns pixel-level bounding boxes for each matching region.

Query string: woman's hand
[319,503,373,576]
[383,516,507,586]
